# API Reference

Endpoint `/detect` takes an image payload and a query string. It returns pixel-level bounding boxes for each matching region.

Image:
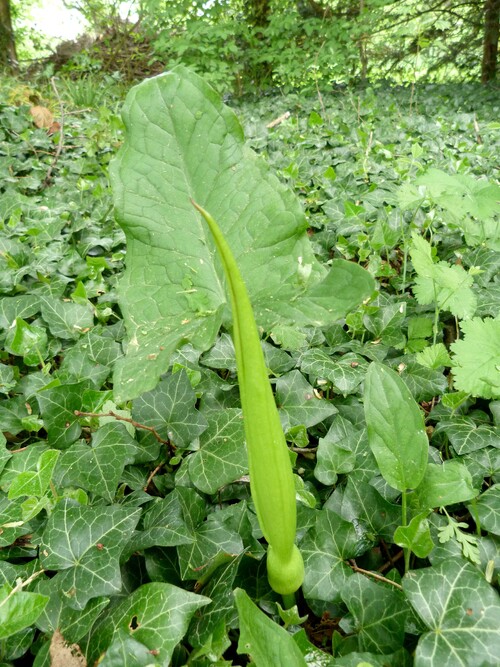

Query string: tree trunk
[243,0,272,85]
[0,0,17,72]
[358,0,368,81]
[481,0,500,82]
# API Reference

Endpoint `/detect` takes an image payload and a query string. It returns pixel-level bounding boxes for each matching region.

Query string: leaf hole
[129,615,140,631]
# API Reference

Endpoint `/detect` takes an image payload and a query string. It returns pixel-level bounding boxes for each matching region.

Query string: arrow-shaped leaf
[110,65,374,401]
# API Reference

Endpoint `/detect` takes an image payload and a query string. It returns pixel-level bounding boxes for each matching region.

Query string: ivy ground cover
[0,71,499,665]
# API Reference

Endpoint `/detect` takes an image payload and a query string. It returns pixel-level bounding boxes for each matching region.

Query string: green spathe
[192,201,304,596]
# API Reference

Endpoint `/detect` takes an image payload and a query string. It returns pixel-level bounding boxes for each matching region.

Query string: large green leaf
[403,558,500,667]
[110,66,374,401]
[364,362,428,492]
[234,588,306,667]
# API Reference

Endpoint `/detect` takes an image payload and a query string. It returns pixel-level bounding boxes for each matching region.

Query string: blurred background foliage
[0,0,498,95]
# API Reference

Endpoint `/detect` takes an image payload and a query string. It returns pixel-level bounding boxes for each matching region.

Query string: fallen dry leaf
[49,629,86,667]
[29,105,54,129]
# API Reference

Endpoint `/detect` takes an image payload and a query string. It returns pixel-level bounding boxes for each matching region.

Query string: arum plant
[192,200,305,602]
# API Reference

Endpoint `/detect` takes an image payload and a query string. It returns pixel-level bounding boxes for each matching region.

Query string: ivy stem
[281,592,296,609]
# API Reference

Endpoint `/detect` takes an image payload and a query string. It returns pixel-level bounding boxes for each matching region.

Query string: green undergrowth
[0,74,499,666]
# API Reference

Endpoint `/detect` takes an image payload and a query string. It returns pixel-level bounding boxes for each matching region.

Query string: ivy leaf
[177,507,244,581]
[200,332,294,375]
[188,408,247,494]
[0,396,40,436]
[276,370,337,431]
[0,295,39,330]
[341,573,409,653]
[0,432,11,477]
[462,447,500,488]
[292,629,337,666]
[395,360,448,402]
[96,627,162,666]
[34,584,109,643]
[0,443,48,493]
[39,295,94,340]
[125,493,194,555]
[299,349,367,396]
[37,381,91,449]
[87,583,210,666]
[363,298,406,348]
[8,449,59,500]
[434,417,500,455]
[300,509,364,603]
[472,485,500,536]
[234,588,307,667]
[39,500,141,609]
[403,558,500,667]
[55,422,138,502]
[4,318,49,366]
[188,556,240,649]
[0,496,29,548]
[0,584,48,640]
[314,416,360,485]
[131,371,207,448]
[329,477,401,542]
[451,317,500,399]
